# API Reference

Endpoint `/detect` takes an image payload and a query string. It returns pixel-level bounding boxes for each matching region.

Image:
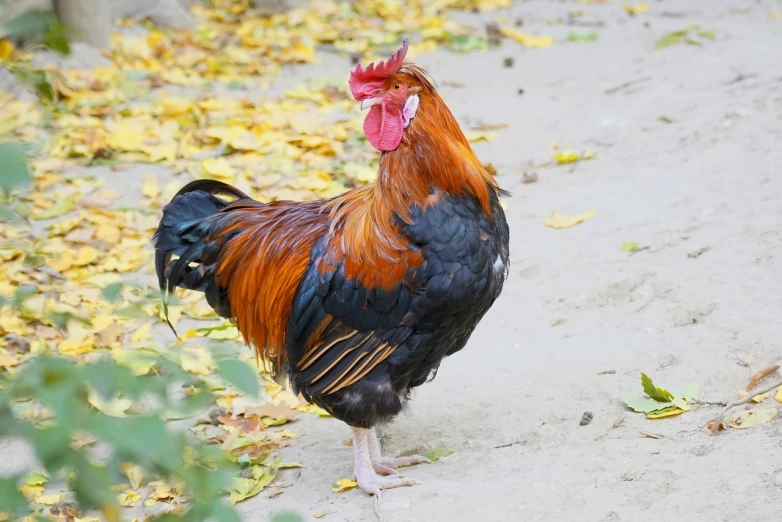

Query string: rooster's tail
[153,180,251,328]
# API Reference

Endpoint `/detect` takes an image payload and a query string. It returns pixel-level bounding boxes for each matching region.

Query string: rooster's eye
[393,83,402,91]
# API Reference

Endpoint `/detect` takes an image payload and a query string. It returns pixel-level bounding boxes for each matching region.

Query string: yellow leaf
[19,483,44,501]
[499,27,554,48]
[87,389,133,417]
[727,407,778,429]
[141,174,161,199]
[181,346,216,375]
[737,390,769,403]
[554,149,581,164]
[544,210,595,229]
[624,3,649,15]
[201,157,237,181]
[331,478,358,493]
[0,38,14,61]
[121,463,145,489]
[130,322,152,344]
[35,493,62,505]
[118,489,140,507]
[645,407,685,419]
[775,386,782,403]
[74,246,100,267]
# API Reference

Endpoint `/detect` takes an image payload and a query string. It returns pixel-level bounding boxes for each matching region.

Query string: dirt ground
[254,2,782,521]
[4,0,782,521]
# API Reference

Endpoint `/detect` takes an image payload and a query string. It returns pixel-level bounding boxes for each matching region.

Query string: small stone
[580,411,594,426]
[774,472,782,487]
[517,88,525,95]
[522,171,538,184]
[504,57,514,68]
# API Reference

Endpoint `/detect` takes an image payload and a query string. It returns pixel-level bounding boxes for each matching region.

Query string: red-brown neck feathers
[376,65,499,220]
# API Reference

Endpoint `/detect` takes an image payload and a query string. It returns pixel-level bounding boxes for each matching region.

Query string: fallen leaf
[737,390,769,403]
[331,478,358,493]
[639,431,664,439]
[645,407,685,419]
[499,27,554,48]
[621,241,639,252]
[641,372,674,402]
[117,489,140,507]
[707,420,725,435]
[746,365,779,391]
[775,386,782,403]
[544,210,595,229]
[612,416,624,428]
[567,31,599,42]
[121,463,145,489]
[727,407,777,429]
[35,493,62,505]
[314,510,334,518]
[420,446,453,462]
[624,3,649,15]
[87,389,133,418]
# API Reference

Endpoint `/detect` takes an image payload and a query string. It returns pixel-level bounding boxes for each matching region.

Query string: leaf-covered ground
[3,0,782,520]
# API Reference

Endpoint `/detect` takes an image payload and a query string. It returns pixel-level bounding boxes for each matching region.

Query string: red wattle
[363,102,403,152]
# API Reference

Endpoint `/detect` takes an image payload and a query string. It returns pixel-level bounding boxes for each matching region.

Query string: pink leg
[367,427,430,474]
[352,427,420,497]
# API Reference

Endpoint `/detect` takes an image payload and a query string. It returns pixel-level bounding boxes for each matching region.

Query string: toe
[372,462,400,476]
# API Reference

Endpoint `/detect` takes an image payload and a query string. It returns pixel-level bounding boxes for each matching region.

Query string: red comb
[349,39,409,100]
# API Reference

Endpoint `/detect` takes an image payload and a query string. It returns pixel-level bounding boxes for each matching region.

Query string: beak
[360,97,382,111]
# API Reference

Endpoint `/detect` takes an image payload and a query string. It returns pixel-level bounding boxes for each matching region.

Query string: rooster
[154,39,509,496]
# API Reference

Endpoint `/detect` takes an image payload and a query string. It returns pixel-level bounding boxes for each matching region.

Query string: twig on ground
[700,375,782,432]
[605,76,651,95]
[494,440,525,449]
[689,399,728,407]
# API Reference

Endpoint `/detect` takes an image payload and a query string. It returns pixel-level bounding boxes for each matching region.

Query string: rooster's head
[349,39,427,152]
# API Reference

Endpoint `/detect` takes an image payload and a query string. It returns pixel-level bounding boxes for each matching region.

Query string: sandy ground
[5,0,782,521]
[256,2,782,521]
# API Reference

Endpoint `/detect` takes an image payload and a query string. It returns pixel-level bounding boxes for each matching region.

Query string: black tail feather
[153,180,251,335]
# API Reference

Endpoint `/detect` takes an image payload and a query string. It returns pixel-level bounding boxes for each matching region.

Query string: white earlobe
[403,94,419,128]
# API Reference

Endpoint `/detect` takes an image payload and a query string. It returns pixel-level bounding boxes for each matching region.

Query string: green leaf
[0,142,31,196]
[641,372,674,402]
[101,282,124,303]
[2,9,56,39]
[270,514,305,522]
[621,241,639,252]
[420,446,453,462]
[12,67,55,104]
[567,31,599,42]
[0,476,28,515]
[43,21,70,55]
[621,393,675,414]
[216,359,259,398]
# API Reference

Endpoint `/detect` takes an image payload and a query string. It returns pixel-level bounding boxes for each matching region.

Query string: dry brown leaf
[314,510,335,519]
[612,416,624,428]
[707,420,725,435]
[639,431,664,439]
[746,365,779,391]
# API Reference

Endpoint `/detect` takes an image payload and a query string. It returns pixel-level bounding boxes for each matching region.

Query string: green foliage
[217,359,260,398]
[654,26,716,50]
[0,142,31,197]
[0,356,242,520]
[1,8,70,55]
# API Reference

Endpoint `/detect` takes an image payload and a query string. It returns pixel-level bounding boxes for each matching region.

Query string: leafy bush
[0,355,250,520]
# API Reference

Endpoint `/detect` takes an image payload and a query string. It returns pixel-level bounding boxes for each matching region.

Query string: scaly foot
[367,428,430,475]
[352,427,422,495]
